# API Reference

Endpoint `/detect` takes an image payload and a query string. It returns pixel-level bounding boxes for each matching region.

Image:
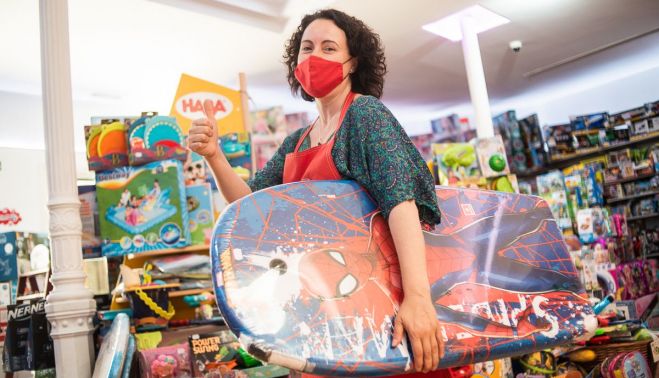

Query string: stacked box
[432,143,483,188]
[78,185,102,258]
[185,183,215,246]
[128,113,188,166]
[96,159,190,256]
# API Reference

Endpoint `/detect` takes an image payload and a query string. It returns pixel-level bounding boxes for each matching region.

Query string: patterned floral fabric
[248,95,441,226]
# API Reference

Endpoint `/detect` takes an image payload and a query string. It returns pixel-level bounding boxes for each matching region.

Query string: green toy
[489,153,507,172]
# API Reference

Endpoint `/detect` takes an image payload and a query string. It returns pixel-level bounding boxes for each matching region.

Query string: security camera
[509,40,522,53]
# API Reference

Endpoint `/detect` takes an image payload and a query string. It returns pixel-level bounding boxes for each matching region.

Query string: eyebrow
[301,39,339,45]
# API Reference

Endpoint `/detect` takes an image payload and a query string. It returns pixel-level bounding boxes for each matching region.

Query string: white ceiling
[1,0,659,151]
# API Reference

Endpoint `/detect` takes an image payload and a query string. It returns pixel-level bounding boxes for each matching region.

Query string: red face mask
[294,55,353,98]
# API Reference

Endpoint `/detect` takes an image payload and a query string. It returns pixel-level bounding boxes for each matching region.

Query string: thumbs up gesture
[188,99,220,160]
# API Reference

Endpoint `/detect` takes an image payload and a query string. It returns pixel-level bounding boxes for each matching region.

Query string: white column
[39,0,97,377]
[460,16,495,138]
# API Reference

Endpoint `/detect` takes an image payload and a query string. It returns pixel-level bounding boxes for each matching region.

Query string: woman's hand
[392,292,444,373]
[188,99,220,160]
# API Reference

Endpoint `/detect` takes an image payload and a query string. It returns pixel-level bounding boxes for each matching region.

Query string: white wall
[401,63,659,136]
[0,147,49,233]
[495,65,659,125]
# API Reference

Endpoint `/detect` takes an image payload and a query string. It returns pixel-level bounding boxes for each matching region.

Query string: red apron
[284,92,444,378]
[282,92,355,183]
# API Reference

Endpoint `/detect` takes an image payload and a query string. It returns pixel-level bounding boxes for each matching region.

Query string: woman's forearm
[205,154,252,204]
[388,200,431,298]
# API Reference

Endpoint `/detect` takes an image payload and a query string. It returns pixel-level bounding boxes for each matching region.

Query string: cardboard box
[96,159,190,256]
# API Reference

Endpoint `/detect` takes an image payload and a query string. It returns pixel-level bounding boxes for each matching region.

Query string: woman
[189,9,443,375]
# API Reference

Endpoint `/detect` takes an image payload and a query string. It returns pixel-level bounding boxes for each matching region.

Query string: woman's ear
[350,58,358,74]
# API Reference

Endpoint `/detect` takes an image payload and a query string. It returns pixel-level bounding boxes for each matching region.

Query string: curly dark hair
[283,9,387,101]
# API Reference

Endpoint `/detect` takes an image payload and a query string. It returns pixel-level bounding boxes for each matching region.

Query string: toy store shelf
[606,190,659,204]
[115,288,214,303]
[515,131,659,179]
[603,172,657,186]
[125,244,210,260]
[16,293,44,301]
[19,269,49,277]
[168,288,215,298]
[627,213,659,222]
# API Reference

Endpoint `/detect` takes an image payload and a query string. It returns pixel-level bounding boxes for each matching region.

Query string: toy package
[432,143,483,188]
[79,185,102,258]
[0,282,11,308]
[128,112,187,166]
[284,112,310,135]
[430,114,460,142]
[576,207,611,244]
[536,171,573,232]
[0,233,19,283]
[543,123,575,158]
[570,112,609,130]
[571,129,601,150]
[474,135,510,178]
[517,113,547,169]
[517,180,534,195]
[138,342,192,378]
[251,106,288,170]
[630,146,656,175]
[609,106,645,127]
[2,300,54,372]
[96,159,190,256]
[185,183,214,245]
[85,119,130,171]
[484,175,519,193]
[183,151,208,186]
[189,331,245,376]
[0,231,49,299]
[218,132,253,182]
[641,259,659,294]
[611,263,644,300]
[470,358,513,378]
[580,248,600,292]
[563,160,605,206]
[563,172,587,222]
[409,133,434,162]
[492,110,528,172]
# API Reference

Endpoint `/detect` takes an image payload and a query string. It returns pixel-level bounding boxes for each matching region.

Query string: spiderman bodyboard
[211,180,596,376]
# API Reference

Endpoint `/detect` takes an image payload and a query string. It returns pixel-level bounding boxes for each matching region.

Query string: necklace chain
[313,118,337,145]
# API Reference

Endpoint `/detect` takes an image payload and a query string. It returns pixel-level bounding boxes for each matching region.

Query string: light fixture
[422,5,510,42]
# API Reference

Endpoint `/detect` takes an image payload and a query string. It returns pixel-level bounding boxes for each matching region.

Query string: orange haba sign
[170,73,244,136]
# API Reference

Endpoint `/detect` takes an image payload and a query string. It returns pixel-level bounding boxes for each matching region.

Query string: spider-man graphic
[297,203,575,341]
[212,181,595,376]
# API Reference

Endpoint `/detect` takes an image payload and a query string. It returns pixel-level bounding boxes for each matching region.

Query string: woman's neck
[315,83,352,126]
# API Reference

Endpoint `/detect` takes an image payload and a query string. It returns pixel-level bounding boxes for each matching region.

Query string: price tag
[650,331,659,363]
[651,339,659,363]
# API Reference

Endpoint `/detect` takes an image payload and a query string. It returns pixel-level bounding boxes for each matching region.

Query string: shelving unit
[606,190,659,204]
[627,213,659,222]
[126,244,210,260]
[111,244,213,320]
[515,131,659,179]
[604,172,657,186]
